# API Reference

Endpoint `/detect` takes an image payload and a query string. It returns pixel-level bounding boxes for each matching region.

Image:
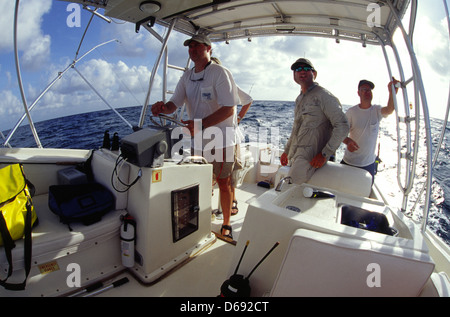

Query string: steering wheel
[151,114,186,127]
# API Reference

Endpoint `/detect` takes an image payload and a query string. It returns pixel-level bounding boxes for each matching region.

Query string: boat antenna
[219,241,279,297]
[234,240,249,275]
[245,241,279,280]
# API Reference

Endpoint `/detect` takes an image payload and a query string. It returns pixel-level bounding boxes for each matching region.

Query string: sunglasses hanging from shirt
[190,61,212,82]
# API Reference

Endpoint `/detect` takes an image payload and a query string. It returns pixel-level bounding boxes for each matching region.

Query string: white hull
[0,145,448,297]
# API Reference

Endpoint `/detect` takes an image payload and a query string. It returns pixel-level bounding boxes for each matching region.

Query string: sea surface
[2,102,450,245]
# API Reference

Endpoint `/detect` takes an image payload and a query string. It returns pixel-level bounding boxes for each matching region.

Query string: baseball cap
[183,34,212,46]
[358,79,375,89]
[291,58,316,71]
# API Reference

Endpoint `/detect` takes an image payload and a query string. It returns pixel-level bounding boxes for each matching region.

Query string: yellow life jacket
[0,164,38,290]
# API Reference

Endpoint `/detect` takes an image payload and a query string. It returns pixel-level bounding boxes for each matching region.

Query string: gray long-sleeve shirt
[285,83,349,163]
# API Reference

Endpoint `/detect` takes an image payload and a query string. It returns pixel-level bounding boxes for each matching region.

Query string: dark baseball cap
[291,58,316,71]
[358,79,375,89]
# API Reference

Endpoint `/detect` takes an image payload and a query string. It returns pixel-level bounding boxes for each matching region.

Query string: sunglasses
[190,72,204,82]
[295,66,314,72]
[189,61,212,82]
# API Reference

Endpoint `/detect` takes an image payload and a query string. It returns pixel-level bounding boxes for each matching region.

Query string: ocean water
[2,102,450,245]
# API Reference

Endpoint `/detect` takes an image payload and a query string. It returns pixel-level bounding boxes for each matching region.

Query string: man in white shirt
[342,78,399,180]
[151,34,240,241]
[210,56,253,216]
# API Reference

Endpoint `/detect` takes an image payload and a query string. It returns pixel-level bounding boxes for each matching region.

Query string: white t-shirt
[170,63,240,149]
[236,87,253,144]
[343,104,386,167]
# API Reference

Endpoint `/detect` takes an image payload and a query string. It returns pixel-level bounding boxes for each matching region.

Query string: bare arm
[182,106,235,135]
[381,77,400,116]
[151,101,177,116]
[237,102,252,123]
[343,137,359,152]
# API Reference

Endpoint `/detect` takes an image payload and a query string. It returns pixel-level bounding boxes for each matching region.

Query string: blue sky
[1,0,449,132]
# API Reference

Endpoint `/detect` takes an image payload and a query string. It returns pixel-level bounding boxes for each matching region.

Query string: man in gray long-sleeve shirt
[280,58,349,185]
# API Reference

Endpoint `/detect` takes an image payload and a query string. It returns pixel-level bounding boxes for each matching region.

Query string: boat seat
[0,150,129,294]
[270,228,435,297]
[0,194,125,273]
[307,161,372,197]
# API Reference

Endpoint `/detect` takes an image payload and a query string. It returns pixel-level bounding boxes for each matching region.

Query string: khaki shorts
[209,146,242,186]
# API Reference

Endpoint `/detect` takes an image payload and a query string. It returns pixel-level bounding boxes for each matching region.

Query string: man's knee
[217,176,231,191]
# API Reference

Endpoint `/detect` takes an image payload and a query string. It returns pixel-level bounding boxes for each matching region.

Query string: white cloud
[0,0,52,70]
[0,90,23,117]
[114,60,151,95]
[211,37,297,100]
[21,35,52,70]
[414,16,449,72]
[26,58,156,119]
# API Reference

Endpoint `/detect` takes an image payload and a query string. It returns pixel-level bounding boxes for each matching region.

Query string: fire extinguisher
[120,213,136,268]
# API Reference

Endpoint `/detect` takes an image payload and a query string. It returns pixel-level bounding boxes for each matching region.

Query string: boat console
[120,126,183,168]
[124,154,215,284]
[228,162,436,296]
